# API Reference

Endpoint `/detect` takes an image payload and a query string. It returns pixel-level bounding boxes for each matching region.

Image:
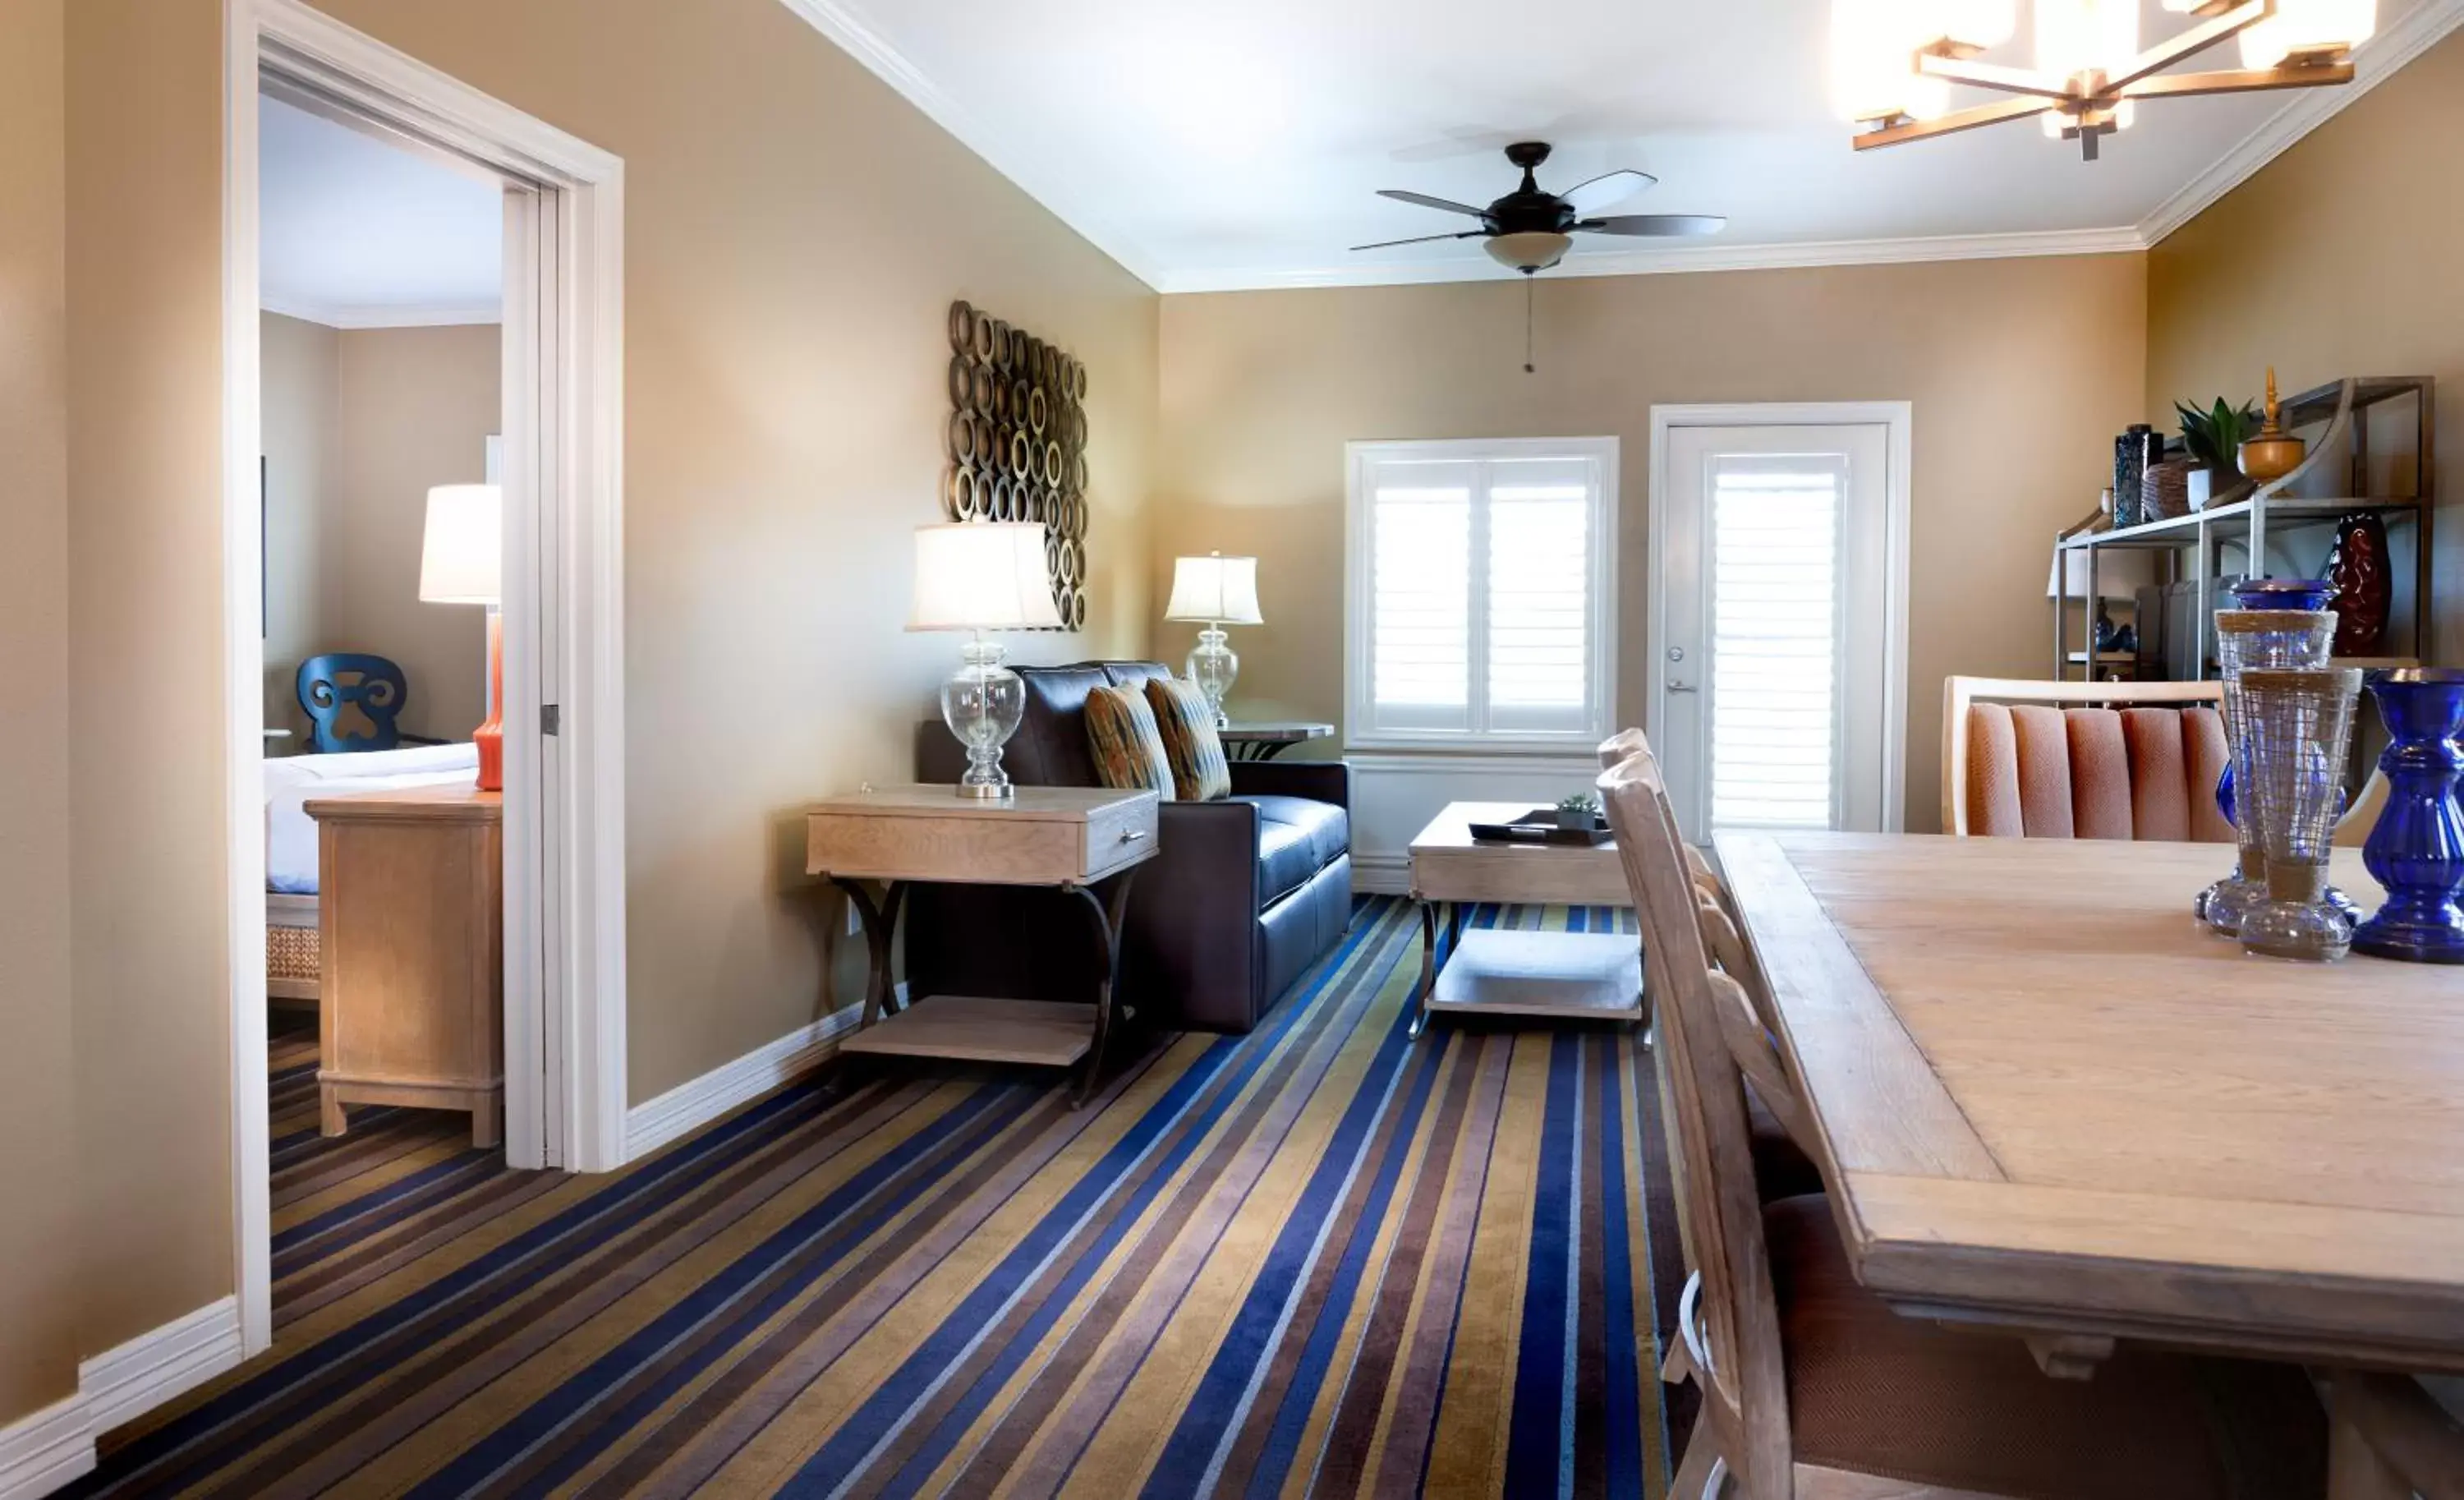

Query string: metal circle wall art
[943,301,1090,633]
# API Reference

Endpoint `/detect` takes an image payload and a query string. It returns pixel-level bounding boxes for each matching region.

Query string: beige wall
[1157,255,2148,830]
[0,0,82,1424]
[67,0,237,1355]
[2148,30,2464,668]
[260,318,501,744]
[260,311,339,737]
[304,0,1160,1102]
[331,324,499,743]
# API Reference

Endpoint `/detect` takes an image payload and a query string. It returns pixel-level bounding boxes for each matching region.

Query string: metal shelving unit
[2053,376,2436,682]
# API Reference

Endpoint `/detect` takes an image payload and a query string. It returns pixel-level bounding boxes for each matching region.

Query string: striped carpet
[73,897,1683,1498]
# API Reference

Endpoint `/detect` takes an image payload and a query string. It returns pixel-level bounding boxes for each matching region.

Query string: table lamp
[1163,552,1262,728]
[419,483,503,791]
[910,522,1064,799]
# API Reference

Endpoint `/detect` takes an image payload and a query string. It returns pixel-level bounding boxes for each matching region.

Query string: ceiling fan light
[2241,0,2374,67]
[1486,231,1572,273]
[1937,0,2016,48]
[2041,109,2069,139]
[1830,0,1926,122]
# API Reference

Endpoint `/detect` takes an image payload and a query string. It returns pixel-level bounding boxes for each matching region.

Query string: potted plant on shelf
[1556,792,1602,833]
[2176,397,2262,512]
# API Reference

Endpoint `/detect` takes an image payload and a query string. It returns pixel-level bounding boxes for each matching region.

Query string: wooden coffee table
[1405,801,1642,1038]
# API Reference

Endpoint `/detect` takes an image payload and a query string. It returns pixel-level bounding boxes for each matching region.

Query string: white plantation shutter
[1708,456,1844,827]
[1351,444,1614,747]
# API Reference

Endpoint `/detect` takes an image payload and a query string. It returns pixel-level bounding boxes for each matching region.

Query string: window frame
[1343,436,1620,754]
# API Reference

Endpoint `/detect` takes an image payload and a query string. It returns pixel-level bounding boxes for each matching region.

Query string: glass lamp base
[942,637,1024,802]
[1186,626,1238,730]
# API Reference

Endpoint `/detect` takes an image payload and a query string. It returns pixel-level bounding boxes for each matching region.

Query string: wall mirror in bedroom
[227,0,626,1360]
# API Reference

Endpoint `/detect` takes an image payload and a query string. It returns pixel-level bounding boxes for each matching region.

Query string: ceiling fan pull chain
[1524,274,1536,375]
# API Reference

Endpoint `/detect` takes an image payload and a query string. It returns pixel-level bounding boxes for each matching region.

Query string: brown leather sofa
[908,660,1351,1033]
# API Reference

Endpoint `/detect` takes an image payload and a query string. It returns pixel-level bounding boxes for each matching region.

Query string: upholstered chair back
[1943,677,2234,841]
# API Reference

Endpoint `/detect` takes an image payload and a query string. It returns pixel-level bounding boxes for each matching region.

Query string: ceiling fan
[1354,141,1726,274]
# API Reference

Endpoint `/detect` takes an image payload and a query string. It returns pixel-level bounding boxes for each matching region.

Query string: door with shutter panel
[1654,422,1893,840]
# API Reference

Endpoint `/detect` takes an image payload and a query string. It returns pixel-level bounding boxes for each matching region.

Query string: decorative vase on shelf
[2351,669,2464,965]
[2203,606,2337,935]
[2239,368,2309,486]
[2236,667,2364,963]
[2323,512,2392,657]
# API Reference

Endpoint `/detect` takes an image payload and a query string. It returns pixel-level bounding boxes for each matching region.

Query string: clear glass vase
[2202,609,2335,935]
[2238,667,2364,962]
[940,635,1026,798]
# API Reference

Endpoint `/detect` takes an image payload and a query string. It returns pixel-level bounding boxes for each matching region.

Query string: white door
[1652,416,1904,841]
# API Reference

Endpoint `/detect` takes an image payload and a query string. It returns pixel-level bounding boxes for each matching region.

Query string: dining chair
[1600,754,2329,1500]
[1944,676,2388,845]
[1597,728,1730,908]
[2323,1370,2464,1500]
[297,653,415,753]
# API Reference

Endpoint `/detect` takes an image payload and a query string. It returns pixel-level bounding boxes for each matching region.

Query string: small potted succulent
[2176,397,2263,511]
[1555,791,1602,834]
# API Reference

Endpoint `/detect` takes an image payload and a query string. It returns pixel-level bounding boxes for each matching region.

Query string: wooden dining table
[1714,830,2464,1381]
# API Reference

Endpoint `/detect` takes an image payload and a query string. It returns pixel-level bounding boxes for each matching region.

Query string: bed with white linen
[263,743,478,1004]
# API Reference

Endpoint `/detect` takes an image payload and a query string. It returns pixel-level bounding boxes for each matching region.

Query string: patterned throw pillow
[1145,676,1233,803]
[1083,684,1175,800]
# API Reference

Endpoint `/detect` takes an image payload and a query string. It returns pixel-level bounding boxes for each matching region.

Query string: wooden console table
[805,785,1159,1105]
[305,783,503,1148]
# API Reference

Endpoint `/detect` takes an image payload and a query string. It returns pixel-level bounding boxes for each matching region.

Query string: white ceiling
[258,94,504,328]
[781,0,2458,292]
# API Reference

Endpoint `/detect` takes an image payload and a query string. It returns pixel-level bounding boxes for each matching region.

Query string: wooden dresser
[304,784,503,1148]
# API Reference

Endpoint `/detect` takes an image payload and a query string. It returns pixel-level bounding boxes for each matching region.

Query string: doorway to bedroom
[228,0,627,1360]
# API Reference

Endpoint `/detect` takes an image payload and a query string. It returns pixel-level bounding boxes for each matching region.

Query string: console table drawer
[806,785,1161,887]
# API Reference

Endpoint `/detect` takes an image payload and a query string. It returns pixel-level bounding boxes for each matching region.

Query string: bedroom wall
[329,323,500,743]
[1156,253,2149,832]
[260,311,339,741]
[0,0,82,1429]
[2146,28,2464,668]
[55,0,1157,1363]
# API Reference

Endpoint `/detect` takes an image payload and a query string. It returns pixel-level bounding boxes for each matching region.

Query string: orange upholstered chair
[1943,678,2236,842]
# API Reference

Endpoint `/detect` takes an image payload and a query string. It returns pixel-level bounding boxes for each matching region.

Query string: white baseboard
[1353,853,1411,896]
[623,998,870,1162]
[79,1295,243,1438]
[0,1295,245,1500]
[0,1397,90,1500]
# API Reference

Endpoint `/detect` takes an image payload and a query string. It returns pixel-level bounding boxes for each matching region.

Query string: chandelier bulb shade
[1839,0,2369,159]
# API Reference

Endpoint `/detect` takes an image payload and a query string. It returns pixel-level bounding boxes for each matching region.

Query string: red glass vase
[2324,512,2391,657]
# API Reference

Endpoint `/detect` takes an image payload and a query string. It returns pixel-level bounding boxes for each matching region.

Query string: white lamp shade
[1163,554,1263,624]
[418,484,502,605]
[2048,546,2155,600]
[908,522,1064,631]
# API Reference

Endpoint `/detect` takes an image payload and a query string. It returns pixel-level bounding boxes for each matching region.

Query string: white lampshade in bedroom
[418,484,503,605]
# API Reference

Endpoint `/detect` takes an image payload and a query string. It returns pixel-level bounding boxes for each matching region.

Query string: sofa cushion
[1239,794,1349,908]
[1146,677,1233,802]
[1083,685,1175,799]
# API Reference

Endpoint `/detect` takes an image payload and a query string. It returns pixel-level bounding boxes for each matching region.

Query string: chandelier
[1834,0,2374,159]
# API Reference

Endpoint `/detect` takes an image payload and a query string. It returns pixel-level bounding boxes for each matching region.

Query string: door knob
[1667,679,1699,693]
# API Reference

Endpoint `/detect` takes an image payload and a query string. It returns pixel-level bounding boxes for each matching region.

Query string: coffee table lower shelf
[837,995,1097,1067]
[1415,927,1643,1036]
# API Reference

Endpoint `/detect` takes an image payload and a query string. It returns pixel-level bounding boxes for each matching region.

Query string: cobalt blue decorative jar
[2351,669,2464,965]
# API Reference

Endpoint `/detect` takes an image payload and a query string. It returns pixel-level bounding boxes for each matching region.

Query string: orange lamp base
[475,610,504,793]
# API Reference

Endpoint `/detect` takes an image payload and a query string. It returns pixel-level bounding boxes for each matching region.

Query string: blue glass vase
[2351,669,2464,964]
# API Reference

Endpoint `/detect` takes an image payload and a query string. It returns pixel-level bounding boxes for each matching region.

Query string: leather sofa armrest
[1152,798,1263,902]
[1230,758,1351,811]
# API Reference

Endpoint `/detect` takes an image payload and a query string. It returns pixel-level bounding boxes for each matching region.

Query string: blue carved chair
[297,654,437,752]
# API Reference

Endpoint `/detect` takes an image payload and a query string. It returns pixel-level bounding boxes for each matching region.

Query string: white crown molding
[260,291,503,329]
[770,0,1167,291]
[2140,0,2464,246]
[624,999,869,1162]
[78,1295,244,1437]
[0,1397,90,1500]
[1159,225,2149,295]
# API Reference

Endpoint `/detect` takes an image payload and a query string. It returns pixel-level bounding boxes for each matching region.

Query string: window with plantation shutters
[1345,439,1618,750]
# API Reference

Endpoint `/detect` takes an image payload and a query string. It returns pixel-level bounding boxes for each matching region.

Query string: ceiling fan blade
[1577,214,1728,237]
[1376,188,1492,220]
[1561,169,1657,217]
[1349,230,1487,252]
